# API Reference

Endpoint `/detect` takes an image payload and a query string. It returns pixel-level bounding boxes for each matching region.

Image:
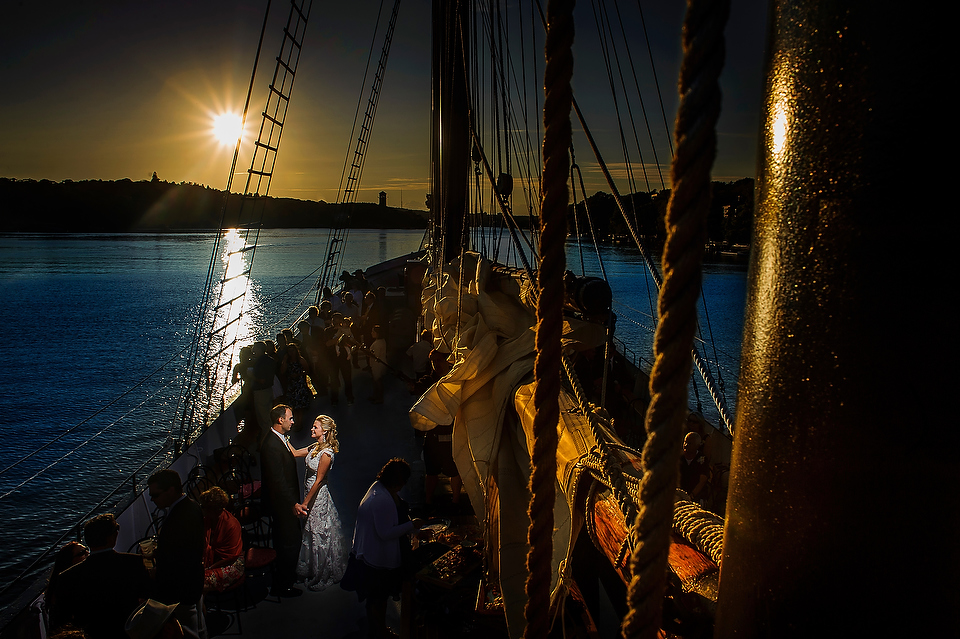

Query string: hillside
[0,177,430,232]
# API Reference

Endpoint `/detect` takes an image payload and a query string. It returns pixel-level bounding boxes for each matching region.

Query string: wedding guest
[359,291,382,350]
[405,330,432,381]
[307,305,324,329]
[51,514,150,639]
[33,541,88,639]
[329,315,356,406]
[251,341,277,434]
[351,459,423,639]
[148,470,206,639]
[369,325,387,404]
[280,342,314,427]
[321,287,342,314]
[199,488,244,594]
[341,292,361,323]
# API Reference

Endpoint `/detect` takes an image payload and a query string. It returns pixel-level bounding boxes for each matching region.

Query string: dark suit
[260,429,301,590]
[51,550,151,639]
[155,496,205,606]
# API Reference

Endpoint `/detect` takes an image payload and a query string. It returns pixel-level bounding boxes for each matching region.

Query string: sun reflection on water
[203,229,263,411]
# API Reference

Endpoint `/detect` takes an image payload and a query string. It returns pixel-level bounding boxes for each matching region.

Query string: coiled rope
[524,0,574,634]
[621,0,729,636]
[673,494,724,567]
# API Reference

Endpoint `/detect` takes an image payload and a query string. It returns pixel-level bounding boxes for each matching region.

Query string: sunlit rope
[622,0,730,634]
[524,0,573,632]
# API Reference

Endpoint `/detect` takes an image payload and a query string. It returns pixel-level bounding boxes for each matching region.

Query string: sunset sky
[0,0,767,210]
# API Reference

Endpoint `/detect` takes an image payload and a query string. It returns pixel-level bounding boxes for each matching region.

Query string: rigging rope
[174,1,274,446]
[0,380,177,500]
[0,434,175,600]
[524,0,573,634]
[0,343,188,477]
[621,0,729,636]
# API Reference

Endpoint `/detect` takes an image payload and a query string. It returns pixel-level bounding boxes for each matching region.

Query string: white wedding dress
[295,448,348,591]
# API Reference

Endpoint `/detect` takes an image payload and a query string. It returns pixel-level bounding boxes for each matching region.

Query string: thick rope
[673,495,724,567]
[524,0,573,634]
[620,0,729,636]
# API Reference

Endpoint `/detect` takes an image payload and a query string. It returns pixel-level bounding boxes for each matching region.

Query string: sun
[212,112,243,146]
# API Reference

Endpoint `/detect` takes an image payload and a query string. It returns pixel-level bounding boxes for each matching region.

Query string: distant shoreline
[0,177,432,232]
[1,176,754,246]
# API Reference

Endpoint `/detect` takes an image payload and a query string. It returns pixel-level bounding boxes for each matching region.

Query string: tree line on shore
[0,176,430,232]
[567,177,754,249]
[0,176,753,246]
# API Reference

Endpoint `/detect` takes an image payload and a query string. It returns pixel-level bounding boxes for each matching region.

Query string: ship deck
[213,364,506,638]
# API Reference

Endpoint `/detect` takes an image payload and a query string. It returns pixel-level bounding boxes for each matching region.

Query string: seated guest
[50,514,151,639]
[199,487,244,593]
[406,330,433,382]
[148,469,205,639]
[33,541,89,639]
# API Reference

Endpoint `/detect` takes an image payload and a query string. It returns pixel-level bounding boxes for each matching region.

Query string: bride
[292,415,348,590]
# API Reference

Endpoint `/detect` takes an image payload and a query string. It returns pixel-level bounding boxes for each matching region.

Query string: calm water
[0,228,745,602]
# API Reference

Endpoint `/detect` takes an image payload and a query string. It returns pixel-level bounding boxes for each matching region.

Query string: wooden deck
[215,365,501,638]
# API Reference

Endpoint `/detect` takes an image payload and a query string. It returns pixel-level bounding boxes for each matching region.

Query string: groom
[261,403,306,597]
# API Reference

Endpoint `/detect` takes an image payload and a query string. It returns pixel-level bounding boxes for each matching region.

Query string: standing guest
[280,342,314,428]
[321,286,341,314]
[50,514,150,639]
[352,270,370,298]
[199,487,244,594]
[260,404,306,597]
[351,458,423,639]
[275,332,289,372]
[679,432,709,503]
[307,305,324,329]
[147,470,206,639]
[230,345,256,434]
[292,416,348,591]
[299,320,326,393]
[296,319,313,345]
[251,341,277,434]
[369,325,387,404]
[405,330,433,382]
[341,291,361,324]
[328,315,356,405]
[319,300,334,326]
[359,291,382,350]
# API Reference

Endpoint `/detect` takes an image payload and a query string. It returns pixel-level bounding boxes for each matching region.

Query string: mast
[716,2,954,636]
[431,0,470,265]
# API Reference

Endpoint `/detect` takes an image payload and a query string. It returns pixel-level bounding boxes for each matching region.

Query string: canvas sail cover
[410,252,607,637]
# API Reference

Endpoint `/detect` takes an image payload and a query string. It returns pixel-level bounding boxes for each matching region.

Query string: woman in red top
[199,487,244,593]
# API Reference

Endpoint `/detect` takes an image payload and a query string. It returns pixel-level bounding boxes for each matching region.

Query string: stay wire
[635,0,674,159]
[176,0,274,444]
[0,380,178,500]
[0,343,190,477]
[613,0,666,189]
[591,0,640,225]
[0,435,174,599]
[598,0,650,194]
